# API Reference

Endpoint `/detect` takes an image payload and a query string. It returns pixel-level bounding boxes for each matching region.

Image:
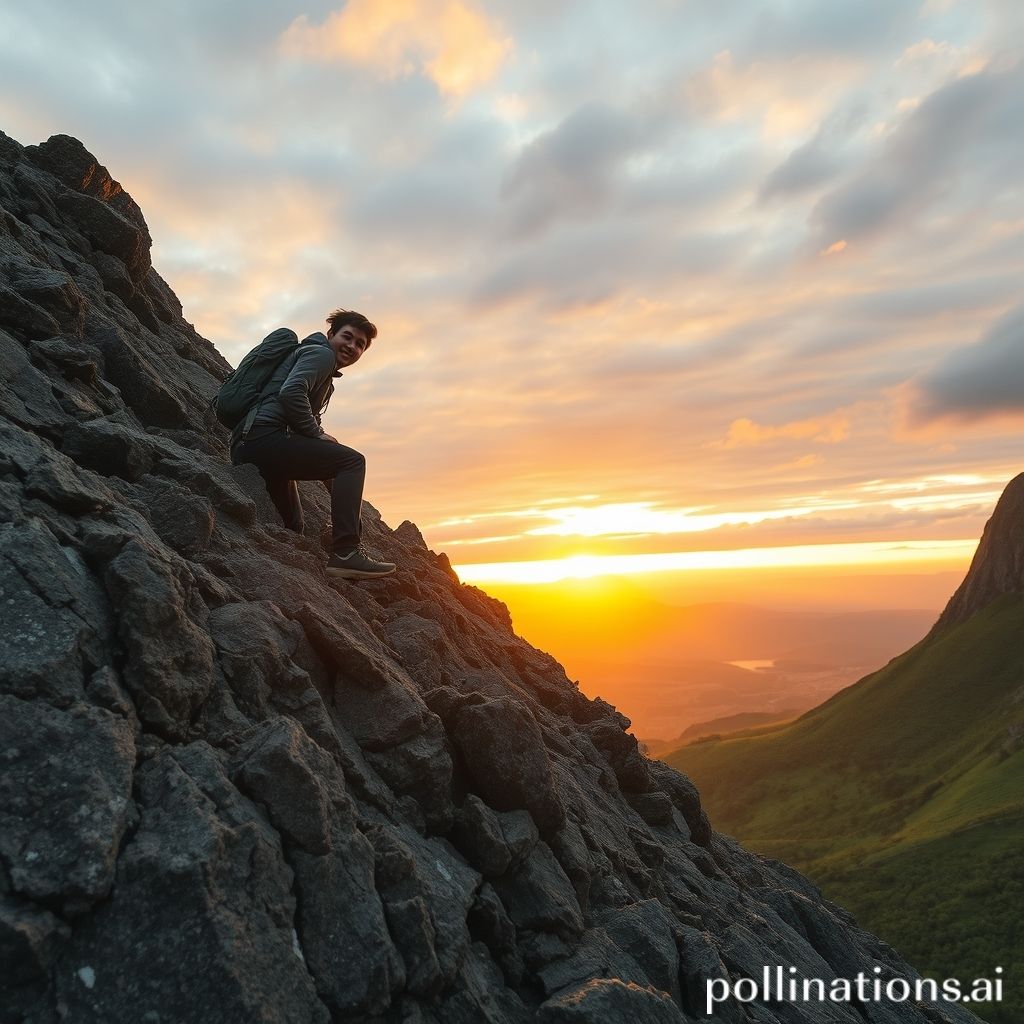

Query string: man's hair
[326,308,377,348]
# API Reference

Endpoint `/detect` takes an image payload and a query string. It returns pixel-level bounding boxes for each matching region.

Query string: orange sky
[4,1,1023,607]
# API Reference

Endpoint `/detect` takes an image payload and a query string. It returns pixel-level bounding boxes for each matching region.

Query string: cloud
[811,60,1024,249]
[280,0,512,100]
[902,303,1024,426]
[760,103,867,200]
[739,0,920,62]
[499,101,660,237]
[686,50,863,139]
[715,413,852,449]
[3,0,1024,557]
[470,220,743,311]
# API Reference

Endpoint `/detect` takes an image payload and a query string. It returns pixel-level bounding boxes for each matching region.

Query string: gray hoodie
[249,330,341,438]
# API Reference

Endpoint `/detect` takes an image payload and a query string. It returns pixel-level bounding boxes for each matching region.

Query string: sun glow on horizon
[426,480,1006,552]
[454,538,977,584]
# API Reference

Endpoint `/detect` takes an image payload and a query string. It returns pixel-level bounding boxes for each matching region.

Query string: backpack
[215,327,300,430]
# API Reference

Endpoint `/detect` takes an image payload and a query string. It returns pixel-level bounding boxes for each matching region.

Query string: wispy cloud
[1,0,1022,562]
[280,0,512,100]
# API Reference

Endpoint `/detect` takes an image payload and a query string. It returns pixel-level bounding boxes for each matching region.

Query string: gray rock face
[935,470,1024,628]
[450,694,567,836]
[0,130,983,1024]
[0,697,134,913]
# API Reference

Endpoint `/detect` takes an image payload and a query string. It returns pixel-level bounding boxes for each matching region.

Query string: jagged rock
[156,451,257,522]
[209,600,310,723]
[292,599,409,691]
[385,612,450,689]
[467,883,523,984]
[55,189,151,281]
[368,822,481,991]
[139,475,216,556]
[0,285,60,338]
[104,539,215,738]
[537,978,688,1023]
[62,416,155,479]
[2,417,115,513]
[93,249,135,299]
[548,820,595,910]
[452,794,513,876]
[648,760,712,846]
[450,694,566,835]
[499,807,540,866]
[384,896,444,998]
[625,789,675,825]
[595,899,683,1004]
[0,696,134,913]
[0,896,71,1015]
[435,942,533,1024]
[677,925,744,1023]
[492,840,584,940]
[536,927,650,997]
[582,718,652,793]
[231,717,346,855]
[5,263,87,333]
[27,334,99,383]
[85,664,138,726]
[0,517,110,707]
[0,131,984,1024]
[936,471,1024,627]
[89,323,190,427]
[50,744,330,1023]
[0,329,74,438]
[333,663,455,830]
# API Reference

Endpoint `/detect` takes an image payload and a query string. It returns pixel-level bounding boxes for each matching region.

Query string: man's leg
[324,447,364,554]
[264,477,303,533]
[235,429,366,554]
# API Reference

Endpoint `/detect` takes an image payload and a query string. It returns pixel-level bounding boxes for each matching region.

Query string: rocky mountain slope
[0,131,982,1024]
[935,474,1024,629]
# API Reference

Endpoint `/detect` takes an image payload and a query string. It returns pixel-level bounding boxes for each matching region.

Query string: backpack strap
[239,403,261,440]
[237,346,305,443]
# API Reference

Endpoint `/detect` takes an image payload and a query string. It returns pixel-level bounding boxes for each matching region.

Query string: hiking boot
[326,549,397,580]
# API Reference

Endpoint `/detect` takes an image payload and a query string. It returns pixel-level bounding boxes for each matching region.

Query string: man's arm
[276,346,336,437]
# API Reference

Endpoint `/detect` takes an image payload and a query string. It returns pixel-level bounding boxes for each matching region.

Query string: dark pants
[232,426,365,554]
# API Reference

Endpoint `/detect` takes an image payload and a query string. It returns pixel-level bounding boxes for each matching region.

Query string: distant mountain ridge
[503,589,938,737]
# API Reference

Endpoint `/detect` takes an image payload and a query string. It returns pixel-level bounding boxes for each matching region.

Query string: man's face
[328,324,370,369]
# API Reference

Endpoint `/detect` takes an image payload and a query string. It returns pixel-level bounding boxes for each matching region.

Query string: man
[231,308,396,580]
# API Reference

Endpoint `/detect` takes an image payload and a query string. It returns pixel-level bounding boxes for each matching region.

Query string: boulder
[537,978,688,1023]
[0,696,134,913]
[49,744,329,1024]
[450,695,566,835]
[491,841,584,940]
[104,539,215,737]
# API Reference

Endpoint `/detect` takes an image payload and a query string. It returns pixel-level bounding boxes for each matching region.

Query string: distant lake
[728,659,776,671]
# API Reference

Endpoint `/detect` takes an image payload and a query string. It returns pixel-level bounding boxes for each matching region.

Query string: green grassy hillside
[820,820,1022,1024]
[666,593,1024,1022]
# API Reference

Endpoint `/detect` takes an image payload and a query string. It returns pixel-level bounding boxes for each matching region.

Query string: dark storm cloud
[811,61,1024,247]
[907,303,1024,424]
